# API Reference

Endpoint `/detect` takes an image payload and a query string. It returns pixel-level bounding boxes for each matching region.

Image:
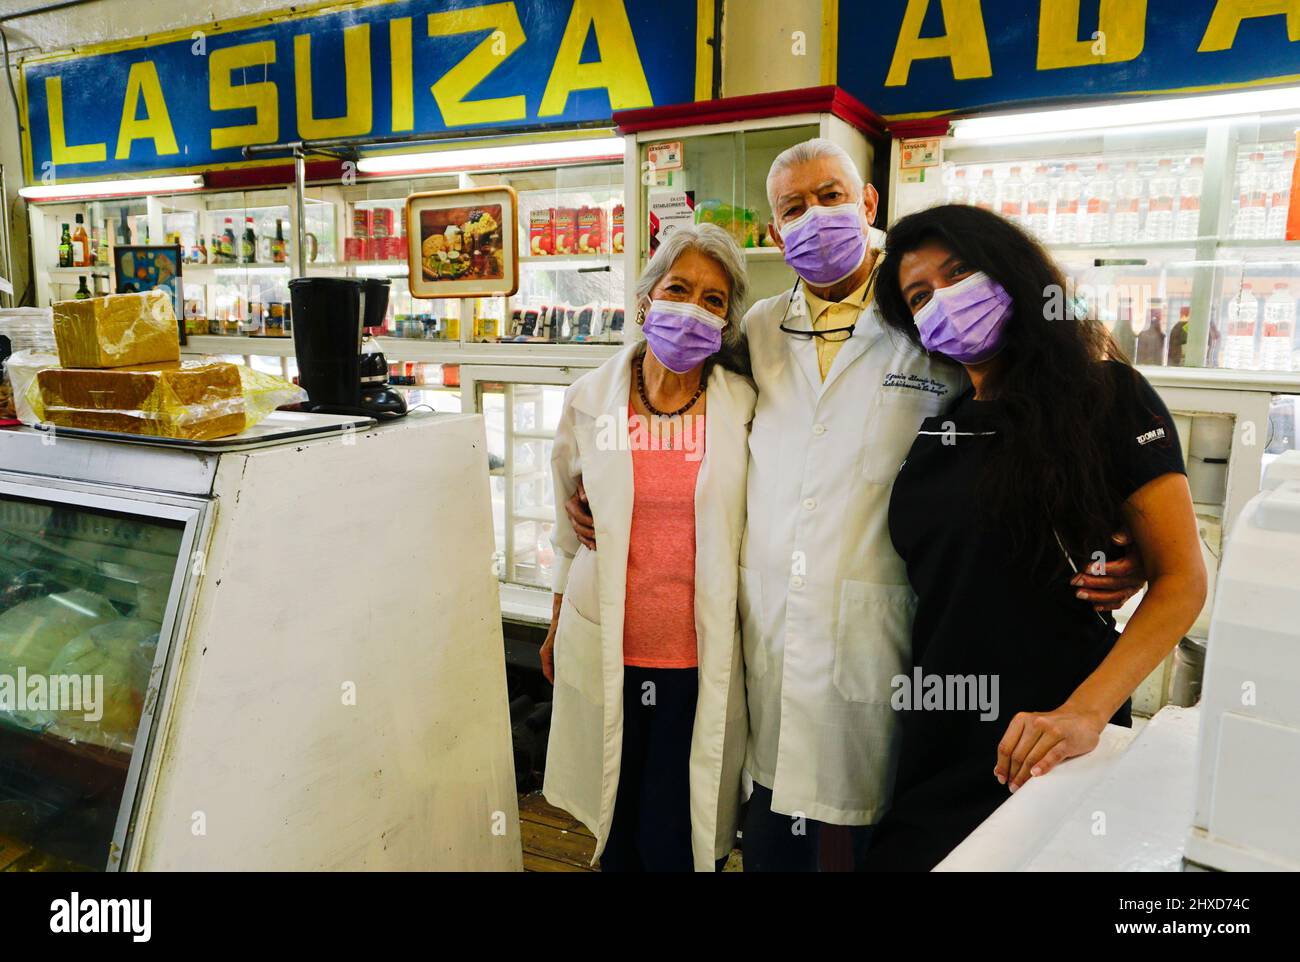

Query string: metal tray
[32,410,377,452]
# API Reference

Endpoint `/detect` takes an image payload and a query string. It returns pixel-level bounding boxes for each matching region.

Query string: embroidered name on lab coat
[882,372,950,397]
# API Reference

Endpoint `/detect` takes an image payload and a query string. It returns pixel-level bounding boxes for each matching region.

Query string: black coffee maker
[289,276,407,419]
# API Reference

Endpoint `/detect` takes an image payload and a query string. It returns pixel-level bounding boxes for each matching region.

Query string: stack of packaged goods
[527,203,619,256]
[346,207,407,262]
[0,308,58,420]
[8,291,304,440]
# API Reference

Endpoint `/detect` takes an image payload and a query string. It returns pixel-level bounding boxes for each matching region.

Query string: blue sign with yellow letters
[837,0,1300,117]
[20,0,707,183]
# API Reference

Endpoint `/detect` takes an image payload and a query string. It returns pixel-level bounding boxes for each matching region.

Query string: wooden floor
[518,791,598,872]
[517,792,744,872]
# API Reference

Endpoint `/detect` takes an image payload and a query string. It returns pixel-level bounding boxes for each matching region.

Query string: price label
[647,141,684,172]
[900,138,942,170]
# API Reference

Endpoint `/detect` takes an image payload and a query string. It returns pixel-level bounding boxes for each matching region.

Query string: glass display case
[0,480,201,871]
[619,90,887,311]
[891,109,1300,374]
[634,123,817,306]
[461,367,573,592]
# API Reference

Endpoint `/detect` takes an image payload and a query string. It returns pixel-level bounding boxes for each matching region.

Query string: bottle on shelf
[271,219,287,263]
[999,166,1026,226]
[197,237,208,264]
[1168,306,1190,367]
[221,218,236,262]
[1263,282,1296,372]
[241,217,256,263]
[1025,165,1051,240]
[74,276,91,300]
[1174,156,1204,241]
[71,213,90,267]
[1235,151,1269,239]
[1056,163,1082,244]
[58,223,73,267]
[946,166,970,205]
[1223,282,1259,369]
[1145,159,1177,242]
[1113,161,1143,243]
[1136,299,1168,365]
[973,169,997,212]
[210,234,222,264]
[1266,148,1295,240]
[1112,296,1137,361]
[117,207,132,246]
[96,227,109,266]
[1081,162,1113,244]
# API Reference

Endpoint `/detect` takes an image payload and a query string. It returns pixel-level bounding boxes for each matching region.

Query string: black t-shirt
[862,361,1185,871]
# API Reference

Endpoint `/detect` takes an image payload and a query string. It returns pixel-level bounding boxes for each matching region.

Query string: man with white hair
[732,137,964,869]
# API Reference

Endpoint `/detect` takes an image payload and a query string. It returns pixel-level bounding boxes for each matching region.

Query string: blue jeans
[741,783,874,871]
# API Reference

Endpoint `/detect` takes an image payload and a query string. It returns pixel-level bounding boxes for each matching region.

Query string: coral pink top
[622,416,705,669]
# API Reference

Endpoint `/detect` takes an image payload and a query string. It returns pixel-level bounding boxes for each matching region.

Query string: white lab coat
[740,282,968,825]
[543,343,755,869]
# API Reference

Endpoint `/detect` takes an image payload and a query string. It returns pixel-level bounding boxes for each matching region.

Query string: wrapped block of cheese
[52,290,180,369]
[35,359,246,440]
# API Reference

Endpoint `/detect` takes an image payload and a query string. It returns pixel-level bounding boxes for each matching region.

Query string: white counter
[937,706,1199,872]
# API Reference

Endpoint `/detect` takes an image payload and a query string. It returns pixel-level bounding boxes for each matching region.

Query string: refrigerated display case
[0,414,519,870]
[0,484,198,871]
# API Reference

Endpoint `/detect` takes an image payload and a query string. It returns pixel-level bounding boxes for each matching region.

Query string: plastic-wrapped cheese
[35,359,246,441]
[52,290,180,369]
[0,588,117,678]
[43,618,160,750]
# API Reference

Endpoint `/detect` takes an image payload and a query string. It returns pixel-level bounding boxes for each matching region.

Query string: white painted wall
[721,0,826,97]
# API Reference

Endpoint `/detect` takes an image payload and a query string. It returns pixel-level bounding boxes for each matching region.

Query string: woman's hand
[541,592,563,685]
[565,478,596,550]
[1072,529,1147,612]
[540,625,556,685]
[994,703,1107,792]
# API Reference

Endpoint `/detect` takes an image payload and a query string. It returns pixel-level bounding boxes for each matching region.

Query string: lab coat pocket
[860,391,938,485]
[833,580,916,703]
[738,566,767,681]
[564,545,600,623]
[555,599,604,703]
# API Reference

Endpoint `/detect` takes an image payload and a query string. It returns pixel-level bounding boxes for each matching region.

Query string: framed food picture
[406,186,519,299]
[113,244,186,345]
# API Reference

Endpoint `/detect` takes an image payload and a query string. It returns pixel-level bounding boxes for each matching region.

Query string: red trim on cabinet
[614,86,888,138]
[203,159,348,191]
[886,117,954,140]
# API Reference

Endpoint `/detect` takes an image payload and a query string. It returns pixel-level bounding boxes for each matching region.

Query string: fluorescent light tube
[951,85,1300,141]
[20,174,205,200]
[357,136,625,174]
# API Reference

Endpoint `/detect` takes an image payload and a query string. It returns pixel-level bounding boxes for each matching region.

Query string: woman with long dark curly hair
[861,204,1207,871]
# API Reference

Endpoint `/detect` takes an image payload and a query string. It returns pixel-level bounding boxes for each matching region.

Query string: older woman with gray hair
[540,223,755,871]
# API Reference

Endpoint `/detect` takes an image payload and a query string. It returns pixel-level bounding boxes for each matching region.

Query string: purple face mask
[780,203,869,287]
[642,299,725,373]
[914,271,1014,364]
